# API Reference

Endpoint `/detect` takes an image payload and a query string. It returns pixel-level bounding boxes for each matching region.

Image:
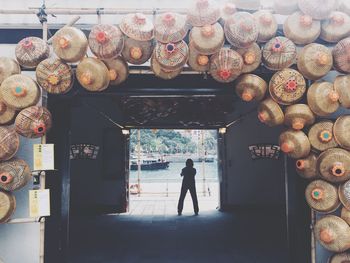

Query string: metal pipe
[6,218,40,224]
[311,210,316,263]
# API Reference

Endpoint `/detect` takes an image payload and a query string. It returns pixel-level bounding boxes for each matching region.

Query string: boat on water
[130,156,170,171]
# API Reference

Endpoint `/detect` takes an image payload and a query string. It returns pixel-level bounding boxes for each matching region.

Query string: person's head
[186,159,194,167]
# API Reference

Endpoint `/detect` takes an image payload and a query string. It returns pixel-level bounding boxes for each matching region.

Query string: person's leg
[177,183,188,215]
[189,183,199,215]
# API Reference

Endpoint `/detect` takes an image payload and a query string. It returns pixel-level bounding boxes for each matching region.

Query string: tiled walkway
[69,197,288,263]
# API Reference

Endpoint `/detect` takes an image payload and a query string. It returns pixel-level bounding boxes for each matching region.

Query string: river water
[129,161,219,183]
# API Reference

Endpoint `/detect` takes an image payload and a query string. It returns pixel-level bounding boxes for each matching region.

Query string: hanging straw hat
[305,179,340,213]
[328,252,350,263]
[0,57,20,85]
[150,54,182,80]
[236,43,262,74]
[189,23,224,55]
[0,74,40,111]
[298,0,338,20]
[314,215,350,253]
[279,129,311,159]
[308,121,338,152]
[15,106,52,139]
[284,104,315,130]
[334,75,350,109]
[154,12,188,44]
[334,116,350,151]
[297,43,332,81]
[321,11,350,43]
[269,68,306,106]
[339,180,350,210]
[262,37,297,71]
[76,57,110,92]
[257,98,284,127]
[224,12,258,48]
[0,158,31,192]
[36,58,74,94]
[0,101,16,126]
[103,56,129,86]
[52,26,88,63]
[15,37,50,68]
[187,0,220,27]
[220,2,237,24]
[235,74,267,102]
[154,40,189,71]
[119,13,154,41]
[122,37,154,65]
[209,48,243,83]
[283,11,321,45]
[0,191,16,224]
[0,127,19,162]
[187,43,210,72]
[88,24,124,59]
[253,10,277,43]
[295,153,318,180]
[307,82,340,117]
[317,148,350,184]
[333,37,350,74]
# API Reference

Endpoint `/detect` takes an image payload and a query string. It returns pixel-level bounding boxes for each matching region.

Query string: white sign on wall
[33,144,55,171]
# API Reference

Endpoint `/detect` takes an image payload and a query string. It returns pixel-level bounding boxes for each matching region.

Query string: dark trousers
[177,181,199,214]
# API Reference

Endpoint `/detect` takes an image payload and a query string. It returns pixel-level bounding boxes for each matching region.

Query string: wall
[69,97,127,215]
[222,101,285,207]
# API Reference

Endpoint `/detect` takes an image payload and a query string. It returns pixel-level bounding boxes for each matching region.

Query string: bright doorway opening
[128,129,219,216]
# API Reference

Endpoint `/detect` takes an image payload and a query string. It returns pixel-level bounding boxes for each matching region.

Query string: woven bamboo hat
[284,104,315,130]
[188,43,210,72]
[0,74,40,111]
[333,37,350,74]
[283,11,321,45]
[334,116,350,151]
[15,106,52,139]
[150,54,182,80]
[253,10,277,43]
[187,0,220,27]
[122,37,154,65]
[36,58,74,94]
[236,43,262,74]
[0,57,20,85]
[307,82,340,117]
[76,57,110,92]
[52,26,88,63]
[154,40,189,71]
[0,158,31,192]
[308,121,338,152]
[298,0,337,20]
[0,191,15,224]
[224,12,258,49]
[262,37,297,71]
[341,207,350,225]
[305,179,340,213]
[257,98,284,127]
[154,12,188,44]
[334,75,350,109]
[328,252,350,263]
[317,148,350,184]
[314,215,350,253]
[0,127,19,162]
[209,48,243,83]
[190,23,224,55]
[339,180,350,210]
[321,11,350,43]
[296,153,318,180]
[269,69,306,106]
[103,56,129,86]
[0,101,16,125]
[15,37,50,68]
[235,74,267,102]
[297,43,332,81]
[220,2,237,24]
[88,24,124,59]
[119,13,154,41]
[279,129,311,159]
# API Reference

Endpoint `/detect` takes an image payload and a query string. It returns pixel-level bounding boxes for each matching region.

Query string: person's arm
[180,168,184,177]
[193,168,196,176]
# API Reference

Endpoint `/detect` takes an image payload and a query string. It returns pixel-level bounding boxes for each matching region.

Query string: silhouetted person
[177,159,199,216]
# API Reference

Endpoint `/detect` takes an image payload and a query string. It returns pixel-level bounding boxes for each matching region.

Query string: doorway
[128,129,220,216]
